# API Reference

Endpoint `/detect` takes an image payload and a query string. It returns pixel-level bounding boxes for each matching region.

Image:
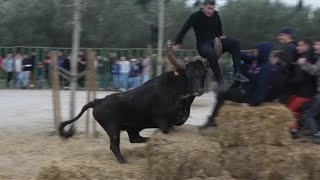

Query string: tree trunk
[70,0,81,119]
[156,0,165,76]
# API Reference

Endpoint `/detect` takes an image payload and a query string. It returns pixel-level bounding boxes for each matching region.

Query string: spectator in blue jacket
[202,42,276,128]
[242,42,274,106]
[57,51,65,68]
[128,58,140,89]
[112,60,120,90]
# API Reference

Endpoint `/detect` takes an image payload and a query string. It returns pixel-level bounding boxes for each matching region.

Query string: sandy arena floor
[0,89,215,180]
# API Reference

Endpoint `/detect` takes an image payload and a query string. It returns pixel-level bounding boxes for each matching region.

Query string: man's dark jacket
[175,10,223,45]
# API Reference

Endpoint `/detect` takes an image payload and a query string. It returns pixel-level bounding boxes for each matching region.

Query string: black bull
[59,60,207,164]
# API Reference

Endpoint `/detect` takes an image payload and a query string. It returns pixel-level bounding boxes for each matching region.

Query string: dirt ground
[0,89,215,180]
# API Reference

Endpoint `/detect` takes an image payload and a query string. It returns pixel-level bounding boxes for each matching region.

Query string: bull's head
[166,41,207,97]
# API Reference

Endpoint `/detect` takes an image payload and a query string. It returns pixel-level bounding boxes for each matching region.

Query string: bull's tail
[59,99,102,138]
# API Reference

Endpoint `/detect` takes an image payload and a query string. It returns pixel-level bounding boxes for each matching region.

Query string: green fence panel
[0,46,252,90]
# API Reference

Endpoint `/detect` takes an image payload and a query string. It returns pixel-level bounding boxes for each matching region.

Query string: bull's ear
[195,57,207,66]
[191,56,206,63]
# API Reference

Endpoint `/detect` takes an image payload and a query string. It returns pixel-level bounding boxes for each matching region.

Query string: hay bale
[222,145,308,180]
[36,157,145,180]
[187,171,235,180]
[146,125,223,180]
[294,145,320,180]
[36,142,148,180]
[216,102,295,146]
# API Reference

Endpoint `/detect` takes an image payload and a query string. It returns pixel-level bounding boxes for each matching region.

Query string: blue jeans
[112,74,120,90]
[142,73,150,84]
[129,77,139,89]
[15,72,23,88]
[22,71,30,88]
[120,73,128,90]
[303,98,320,135]
[136,76,142,87]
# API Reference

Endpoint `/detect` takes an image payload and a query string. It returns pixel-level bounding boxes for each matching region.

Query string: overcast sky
[188,0,320,8]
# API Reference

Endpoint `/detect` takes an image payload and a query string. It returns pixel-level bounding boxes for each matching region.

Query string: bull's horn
[166,40,186,69]
[214,37,222,61]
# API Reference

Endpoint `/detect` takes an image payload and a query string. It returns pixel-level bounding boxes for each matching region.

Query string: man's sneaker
[290,128,300,139]
[301,130,313,136]
[233,72,249,83]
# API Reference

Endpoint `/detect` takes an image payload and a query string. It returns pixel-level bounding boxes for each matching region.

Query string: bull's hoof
[119,159,128,164]
[161,129,170,134]
[129,137,149,143]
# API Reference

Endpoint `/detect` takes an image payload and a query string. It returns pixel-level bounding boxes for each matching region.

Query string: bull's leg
[154,117,171,134]
[127,129,149,143]
[104,126,128,164]
[180,96,196,124]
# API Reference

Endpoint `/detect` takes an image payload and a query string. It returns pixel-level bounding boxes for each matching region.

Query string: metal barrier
[0,46,246,90]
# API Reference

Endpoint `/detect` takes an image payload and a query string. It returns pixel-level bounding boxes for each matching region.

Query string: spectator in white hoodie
[119,56,130,91]
[14,54,23,88]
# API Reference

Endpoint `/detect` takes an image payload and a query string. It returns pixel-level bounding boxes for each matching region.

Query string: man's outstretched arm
[217,12,224,37]
[175,14,195,45]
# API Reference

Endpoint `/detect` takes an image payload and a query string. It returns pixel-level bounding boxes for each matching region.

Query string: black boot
[199,116,217,130]
[312,133,320,144]
[233,72,249,82]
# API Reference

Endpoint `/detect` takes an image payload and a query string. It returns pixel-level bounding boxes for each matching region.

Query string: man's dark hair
[273,51,284,60]
[300,39,313,47]
[203,0,215,6]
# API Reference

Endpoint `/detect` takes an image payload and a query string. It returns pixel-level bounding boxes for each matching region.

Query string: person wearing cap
[277,27,298,65]
[277,27,299,103]
[173,0,249,88]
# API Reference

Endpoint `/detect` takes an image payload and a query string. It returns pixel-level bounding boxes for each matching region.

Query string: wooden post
[86,49,92,136]
[91,52,98,137]
[92,87,97,137]
[51,51,61,132]
[86,49,98,137]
